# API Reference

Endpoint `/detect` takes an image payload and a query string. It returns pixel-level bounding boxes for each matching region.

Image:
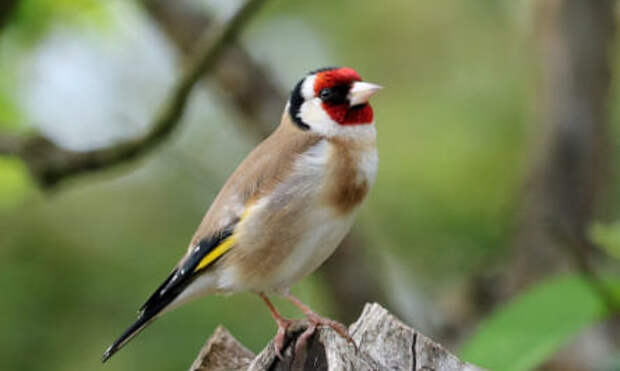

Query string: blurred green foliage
[0,157,33,208]
[460,274,615,371]
[10,0,107,44]
[0,64,23,127]
[590,222,620,260]
[0,90,21,127]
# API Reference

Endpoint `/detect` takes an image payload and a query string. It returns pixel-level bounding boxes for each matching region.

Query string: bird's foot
[285,294,357,352]
[305,311,356,350]
[294,321,317,355]
[273,317,294,360]
[259,293,297,360]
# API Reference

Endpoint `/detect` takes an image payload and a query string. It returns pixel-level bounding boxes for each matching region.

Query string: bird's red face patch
[314,67,374,126]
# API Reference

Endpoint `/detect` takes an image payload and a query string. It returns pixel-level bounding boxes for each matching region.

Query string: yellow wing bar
[193,203,254,273]
[194,234,237,272]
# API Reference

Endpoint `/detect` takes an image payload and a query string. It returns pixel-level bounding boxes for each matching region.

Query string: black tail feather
[101,312,154,363]
[101,270,182,363]
[102,229,235,363]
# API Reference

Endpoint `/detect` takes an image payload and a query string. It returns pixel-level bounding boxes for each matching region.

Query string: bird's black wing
[101,227,234,363]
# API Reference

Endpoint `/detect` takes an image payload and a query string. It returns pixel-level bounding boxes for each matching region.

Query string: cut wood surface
[189,303,483,371]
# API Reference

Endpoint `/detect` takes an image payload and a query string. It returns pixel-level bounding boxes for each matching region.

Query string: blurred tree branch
[463,0,618,336]
[439,0,620,356]
[505,0,616,306]
[0,0,268,188]
[141,0,284,139]
[0,0,19,31]
[0,132,22,155]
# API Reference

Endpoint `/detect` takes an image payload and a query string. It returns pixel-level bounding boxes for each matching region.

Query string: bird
[101,66,381,362]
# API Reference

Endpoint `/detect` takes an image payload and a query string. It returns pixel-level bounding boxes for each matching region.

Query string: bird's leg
[259,293,293,359]
[284,294,356,353]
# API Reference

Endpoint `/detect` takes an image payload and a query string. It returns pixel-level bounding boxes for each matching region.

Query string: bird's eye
[319,88,332,100]
[318,85,348,104]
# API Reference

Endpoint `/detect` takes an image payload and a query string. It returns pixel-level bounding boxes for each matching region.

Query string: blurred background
[1,0,619,370]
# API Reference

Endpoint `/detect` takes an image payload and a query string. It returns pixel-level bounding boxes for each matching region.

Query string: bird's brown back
[190,113,322,247]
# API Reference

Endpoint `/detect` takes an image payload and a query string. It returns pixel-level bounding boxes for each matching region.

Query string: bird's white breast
[186,134,378,297]
[252,137,377,292]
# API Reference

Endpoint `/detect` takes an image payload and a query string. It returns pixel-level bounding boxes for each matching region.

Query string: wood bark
[189,303,482,371]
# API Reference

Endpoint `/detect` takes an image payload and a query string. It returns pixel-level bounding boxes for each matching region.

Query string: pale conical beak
[348,81,383,106]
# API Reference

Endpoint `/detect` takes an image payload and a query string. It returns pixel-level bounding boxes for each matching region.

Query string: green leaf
[590,221,620,260]
[0,49,25,129]
[460,274,610,371]
[9,0,109,44]
[0,157,34,209]
[0,90,22,128]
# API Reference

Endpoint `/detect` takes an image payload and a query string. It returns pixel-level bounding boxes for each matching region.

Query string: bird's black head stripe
[289,78,310,131]
[309,66,339,75]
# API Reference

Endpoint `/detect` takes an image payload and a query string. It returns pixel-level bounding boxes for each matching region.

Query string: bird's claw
[294,322,317,355]
[304,312,358,352]
[273,318,293,360]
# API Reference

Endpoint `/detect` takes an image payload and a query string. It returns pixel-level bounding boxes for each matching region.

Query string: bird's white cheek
[299,75,339,134]
[301,75,316,99]
[299,99,379,139]
[299,99,339,135]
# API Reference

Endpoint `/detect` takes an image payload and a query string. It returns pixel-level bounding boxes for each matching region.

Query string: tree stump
[188,303,483,370]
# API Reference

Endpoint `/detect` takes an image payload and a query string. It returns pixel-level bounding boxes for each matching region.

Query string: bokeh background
[1,1,619,370]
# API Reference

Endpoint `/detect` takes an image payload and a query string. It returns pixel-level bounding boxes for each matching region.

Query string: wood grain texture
[188,326,254,371]
[189,303,483,371]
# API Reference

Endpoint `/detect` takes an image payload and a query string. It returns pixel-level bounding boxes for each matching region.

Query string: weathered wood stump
[189,303,483,370]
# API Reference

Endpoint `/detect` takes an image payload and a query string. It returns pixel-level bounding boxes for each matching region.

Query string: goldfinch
[102,67,381,362]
